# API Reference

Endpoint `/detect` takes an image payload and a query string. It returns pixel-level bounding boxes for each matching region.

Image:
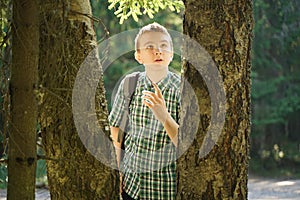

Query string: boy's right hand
[142,82,168,124]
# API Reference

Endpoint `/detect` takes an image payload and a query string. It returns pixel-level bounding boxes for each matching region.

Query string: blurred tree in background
[7,0,39,198]
[250,0,300,177]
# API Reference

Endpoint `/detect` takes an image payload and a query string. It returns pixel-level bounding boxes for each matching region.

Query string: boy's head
[134,22,173,68]
[134,22,173,52]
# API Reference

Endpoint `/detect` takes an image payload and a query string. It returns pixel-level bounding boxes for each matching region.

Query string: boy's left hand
[142,82,169,124]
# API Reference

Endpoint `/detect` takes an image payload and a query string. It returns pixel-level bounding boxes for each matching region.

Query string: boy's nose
[155,48,162,55]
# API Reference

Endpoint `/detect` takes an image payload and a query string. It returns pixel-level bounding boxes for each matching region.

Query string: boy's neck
[145,66,168,83]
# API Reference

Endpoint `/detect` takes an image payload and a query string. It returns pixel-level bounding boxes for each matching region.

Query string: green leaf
[147,9,154,18]
[132,12,139,22]
[168,4,175,11]
[107,0,184,24]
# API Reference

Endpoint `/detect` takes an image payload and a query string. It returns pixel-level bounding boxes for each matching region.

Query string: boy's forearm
[163,114,179,147]
[110,126,121,146]
[110,126,122,169]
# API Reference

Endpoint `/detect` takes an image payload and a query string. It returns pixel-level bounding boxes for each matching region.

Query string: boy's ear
[134,51,143,64]
[169,49,174,60]
[170,55,173,61]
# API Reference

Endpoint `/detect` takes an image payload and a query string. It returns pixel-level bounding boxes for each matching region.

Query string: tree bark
[7,0,39,199]
[38,0,118,199]
[177,0,253,199]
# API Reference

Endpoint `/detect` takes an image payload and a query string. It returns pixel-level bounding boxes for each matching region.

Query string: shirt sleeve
[108,78,126,127]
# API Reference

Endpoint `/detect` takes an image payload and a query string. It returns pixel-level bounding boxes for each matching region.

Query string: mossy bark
[177,0,253,199]
[7,0,39,199]
[38,1,118,199]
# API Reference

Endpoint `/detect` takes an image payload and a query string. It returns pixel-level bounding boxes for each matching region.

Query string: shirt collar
[140,71,171,92]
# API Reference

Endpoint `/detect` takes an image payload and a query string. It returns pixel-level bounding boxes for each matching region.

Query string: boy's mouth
[155,59,163,62]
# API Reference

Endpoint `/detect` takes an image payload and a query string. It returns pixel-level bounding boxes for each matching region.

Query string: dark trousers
[121,191,136,200]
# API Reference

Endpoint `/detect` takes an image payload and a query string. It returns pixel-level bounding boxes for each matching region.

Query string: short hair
[134,22,173,51]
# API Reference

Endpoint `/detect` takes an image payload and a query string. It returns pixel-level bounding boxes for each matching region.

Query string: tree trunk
[177,0,253,199]
[7,0,39,199]
[38,1,118,199]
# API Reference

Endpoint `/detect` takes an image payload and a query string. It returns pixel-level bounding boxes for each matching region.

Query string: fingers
[142,92,156,103]
[152,82,163,98]
[142,91,164,108]
[142,83,164,108]
[142,91,158,105]
[142,83,163,101]
[142,98,153,108]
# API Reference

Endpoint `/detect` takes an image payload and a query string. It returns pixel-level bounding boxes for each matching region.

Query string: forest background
[0,0,299,188]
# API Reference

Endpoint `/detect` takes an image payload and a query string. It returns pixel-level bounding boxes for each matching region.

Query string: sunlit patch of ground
[248,177,300,200]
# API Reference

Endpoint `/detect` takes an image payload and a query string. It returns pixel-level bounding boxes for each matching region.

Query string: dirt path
[0,189,50,200]
[1,177,299,199]
[248,177,300,200]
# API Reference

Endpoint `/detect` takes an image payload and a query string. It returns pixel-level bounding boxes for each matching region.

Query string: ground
[248,176,300,200]
[1,177,299,199]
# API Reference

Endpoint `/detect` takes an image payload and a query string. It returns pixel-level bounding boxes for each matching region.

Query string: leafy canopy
[108,0,184,24]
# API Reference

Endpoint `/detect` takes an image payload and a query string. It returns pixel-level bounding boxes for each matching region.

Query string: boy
[109,22,180,200]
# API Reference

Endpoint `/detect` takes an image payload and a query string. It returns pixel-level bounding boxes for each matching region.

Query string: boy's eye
[146,45,154,49]
[161,43,168,48]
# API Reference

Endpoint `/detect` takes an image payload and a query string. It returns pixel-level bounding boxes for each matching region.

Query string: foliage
[250,0,300,177]
[107,0,184,24]
[0,164,7,189]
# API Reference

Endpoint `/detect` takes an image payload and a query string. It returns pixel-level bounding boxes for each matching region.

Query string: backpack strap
[117,72,140,145]
[123,72,140,112]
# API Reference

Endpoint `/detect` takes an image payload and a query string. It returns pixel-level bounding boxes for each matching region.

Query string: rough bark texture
[177,0,253,199]
[7,0,39,199]
[38,1,118,199]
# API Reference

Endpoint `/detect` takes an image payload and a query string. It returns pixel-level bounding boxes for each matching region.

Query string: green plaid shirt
[109,71,180,200]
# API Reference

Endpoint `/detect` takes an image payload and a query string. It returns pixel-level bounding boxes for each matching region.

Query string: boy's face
[135,32,173,69]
